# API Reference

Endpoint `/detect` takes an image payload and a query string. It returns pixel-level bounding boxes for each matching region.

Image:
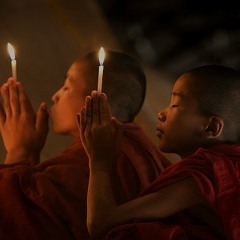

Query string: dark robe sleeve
[0,139,91,240]
[0,124,169,240]
[105,145,240,240]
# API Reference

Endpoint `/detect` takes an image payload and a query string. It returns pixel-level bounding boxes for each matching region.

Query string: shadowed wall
[0,0,176,162]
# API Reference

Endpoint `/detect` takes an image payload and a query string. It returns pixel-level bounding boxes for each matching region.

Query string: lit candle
[7,43,17,80]
[97,47,105,93]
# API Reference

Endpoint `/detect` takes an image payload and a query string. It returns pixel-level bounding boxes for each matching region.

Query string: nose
[157,110,166,122]
[51,90,59,103]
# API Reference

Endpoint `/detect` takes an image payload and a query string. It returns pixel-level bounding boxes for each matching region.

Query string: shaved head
[183,65,240,142]
[74,50,146,123]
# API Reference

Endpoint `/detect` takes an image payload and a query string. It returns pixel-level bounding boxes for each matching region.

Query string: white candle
[97,47,105,93]
[7,43,17,80]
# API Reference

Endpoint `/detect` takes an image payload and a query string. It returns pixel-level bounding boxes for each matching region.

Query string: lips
[156,127,163,138]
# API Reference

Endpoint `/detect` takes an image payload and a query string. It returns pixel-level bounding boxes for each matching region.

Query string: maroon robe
[106,144,240,240]
[0,123,168,239]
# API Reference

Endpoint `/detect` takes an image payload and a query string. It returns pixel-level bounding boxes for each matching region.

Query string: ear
[203,116,224,139]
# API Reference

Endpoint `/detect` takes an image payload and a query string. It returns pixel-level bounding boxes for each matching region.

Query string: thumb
[76,113,81,130]
[77,106,87,141]
[0,102,6,126]
[36,102,49,137]
[111,117,123,130]
[111,117,123,148]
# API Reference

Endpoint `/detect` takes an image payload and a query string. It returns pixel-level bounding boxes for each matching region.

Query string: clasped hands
[78,91,122,171]
[0,79,121,168]
[0,78,48,165]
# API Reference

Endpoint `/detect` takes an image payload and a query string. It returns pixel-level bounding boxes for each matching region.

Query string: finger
[8,79,20,115]
[100,93,111,123]
[111,117,123,129]
[1,83,12,118]
[78,107,86,139]
[91,91,100,124]
[76,112,81,130]
[17,82,35,120]
[85,95,92,127]
[0,102,6,125]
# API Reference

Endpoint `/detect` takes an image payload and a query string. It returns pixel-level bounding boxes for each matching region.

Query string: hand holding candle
[7,43,17,80]
[97,47,105,93]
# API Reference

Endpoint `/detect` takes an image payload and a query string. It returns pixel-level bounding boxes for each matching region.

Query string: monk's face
[156,74,208,158]
[50,61,87,137]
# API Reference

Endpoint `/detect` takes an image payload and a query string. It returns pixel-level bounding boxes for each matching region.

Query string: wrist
[29,154,40,167]
[4,148,33,164]
[89,156,113,173]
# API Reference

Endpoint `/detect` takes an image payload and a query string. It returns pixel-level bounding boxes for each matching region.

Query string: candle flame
[7,43,15,60]
[99,47,105,65]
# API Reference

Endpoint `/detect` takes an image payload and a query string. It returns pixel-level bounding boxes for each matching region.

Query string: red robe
[0,123,168,240]
[106,144,240,240]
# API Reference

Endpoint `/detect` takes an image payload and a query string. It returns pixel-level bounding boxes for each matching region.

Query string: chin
[53,128,64,135]
[51,124,66,135]
[158,144,175,154]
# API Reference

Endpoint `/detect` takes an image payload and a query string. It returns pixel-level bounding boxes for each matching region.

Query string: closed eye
[171,104,178,108]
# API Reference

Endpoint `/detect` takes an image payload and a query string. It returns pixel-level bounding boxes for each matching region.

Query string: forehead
[67,60,86,75]
[65,61,87,84]
[66,60,98,95]
[172,73,200,100]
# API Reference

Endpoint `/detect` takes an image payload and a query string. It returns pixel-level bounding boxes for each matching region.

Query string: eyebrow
[171,91,189,100]
[63,78,70,85]
[171,91,182,97]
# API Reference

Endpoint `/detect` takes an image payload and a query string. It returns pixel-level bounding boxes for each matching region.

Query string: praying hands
[78,90,122,171]
[0,78,49,165]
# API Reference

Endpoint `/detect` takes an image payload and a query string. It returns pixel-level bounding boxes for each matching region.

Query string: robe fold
[0,123,167,240]
[106,144,240,240]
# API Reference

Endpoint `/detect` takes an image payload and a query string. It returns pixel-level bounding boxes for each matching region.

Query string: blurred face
[50,61,88,137]
[156,74,208,158]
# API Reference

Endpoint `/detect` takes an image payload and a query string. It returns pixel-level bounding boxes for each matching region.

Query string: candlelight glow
[7,42,17,79]
[7,43,15,60]
[97,47,105,93]
[99,47,105,65]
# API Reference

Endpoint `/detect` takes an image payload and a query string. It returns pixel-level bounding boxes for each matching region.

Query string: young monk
[0,51,169,239]
[79,65,240,240]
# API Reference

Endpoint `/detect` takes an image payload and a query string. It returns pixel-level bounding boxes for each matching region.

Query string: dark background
[0,0,239,161]
[99,0,240,78]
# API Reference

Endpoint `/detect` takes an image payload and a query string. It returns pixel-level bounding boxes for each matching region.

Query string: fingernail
[41,103,47,111]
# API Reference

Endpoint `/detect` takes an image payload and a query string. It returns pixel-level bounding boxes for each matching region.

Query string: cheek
[61,94,84,112]
[57,100,72,115]
[163,116,191,141]
[52,93,85,132]
[52,114,77,134]
[52,104,76,129]
[166,115,203,144]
